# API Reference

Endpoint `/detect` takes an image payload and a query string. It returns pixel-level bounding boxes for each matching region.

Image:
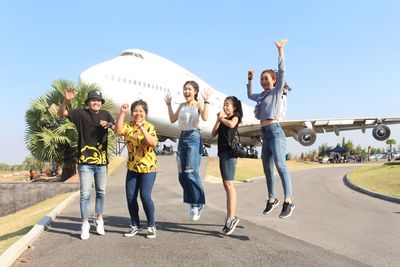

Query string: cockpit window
[120,51,144,59]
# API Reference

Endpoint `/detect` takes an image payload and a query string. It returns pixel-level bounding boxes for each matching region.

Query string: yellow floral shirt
[120,121,158,173]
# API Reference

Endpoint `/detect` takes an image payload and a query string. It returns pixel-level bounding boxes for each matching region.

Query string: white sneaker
[189,206,195,221]
[146,226,156,239]
[95,218,105,235]
[81,221,90,240]
[192,206,201,221]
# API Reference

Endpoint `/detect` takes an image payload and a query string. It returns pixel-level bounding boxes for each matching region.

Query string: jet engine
[372,124,390,141]
[298,128,317,146]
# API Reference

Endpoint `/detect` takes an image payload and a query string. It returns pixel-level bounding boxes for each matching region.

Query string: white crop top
[178,103,200,131]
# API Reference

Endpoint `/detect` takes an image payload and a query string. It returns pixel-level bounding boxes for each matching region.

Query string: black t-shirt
[217,115,239,155]
[68,109,115,165]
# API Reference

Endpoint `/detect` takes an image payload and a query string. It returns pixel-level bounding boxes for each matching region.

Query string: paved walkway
[12,156,400,266]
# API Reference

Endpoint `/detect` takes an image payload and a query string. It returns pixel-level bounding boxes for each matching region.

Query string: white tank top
[178,103,200,131]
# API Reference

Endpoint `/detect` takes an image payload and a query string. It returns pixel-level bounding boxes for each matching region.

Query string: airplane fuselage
[80,49,259,145]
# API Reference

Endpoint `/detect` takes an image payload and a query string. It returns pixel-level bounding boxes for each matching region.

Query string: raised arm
[199,88,212,121]
[114,103,129,135]
[58,87,75,117]
[274,39,288,90]
[165,91,180,123]
[247,69,259,101]
[274,39,288,58]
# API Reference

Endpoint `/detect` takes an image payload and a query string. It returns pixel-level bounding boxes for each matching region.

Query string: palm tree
[386,138,396,160]
[25,79,117,181]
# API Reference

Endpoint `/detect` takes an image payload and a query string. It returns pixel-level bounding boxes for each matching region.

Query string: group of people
[57,39,294,240]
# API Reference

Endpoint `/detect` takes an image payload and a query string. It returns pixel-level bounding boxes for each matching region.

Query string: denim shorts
[218,151,237,181]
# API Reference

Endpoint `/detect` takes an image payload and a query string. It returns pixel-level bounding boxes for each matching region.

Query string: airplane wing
[238,117,400,146]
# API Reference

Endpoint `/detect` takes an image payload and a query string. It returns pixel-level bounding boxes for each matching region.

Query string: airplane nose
[79,65,99,84]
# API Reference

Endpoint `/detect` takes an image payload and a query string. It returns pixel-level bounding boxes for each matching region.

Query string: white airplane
[79,49,400,151]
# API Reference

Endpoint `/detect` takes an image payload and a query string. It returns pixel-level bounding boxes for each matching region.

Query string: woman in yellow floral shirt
[115,100,158,239]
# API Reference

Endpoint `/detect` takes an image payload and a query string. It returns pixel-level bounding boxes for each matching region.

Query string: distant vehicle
[393,153,400,160]
[318,156,330,164]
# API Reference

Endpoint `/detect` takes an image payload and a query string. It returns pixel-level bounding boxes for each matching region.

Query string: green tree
[0,163,10,171]
[25,79,117,181]
[318,143,332,157]
[22,156,46,171]
[343,140,354,155]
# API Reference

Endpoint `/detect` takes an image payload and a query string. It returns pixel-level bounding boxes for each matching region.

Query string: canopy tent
[330,145,347,154]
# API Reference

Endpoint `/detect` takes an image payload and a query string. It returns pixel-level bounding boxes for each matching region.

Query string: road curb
[343,174,400,204]
[0,190,80,267]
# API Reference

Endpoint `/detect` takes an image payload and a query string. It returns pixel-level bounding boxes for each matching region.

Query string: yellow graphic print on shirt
[79,143,107,164]
[120,121,158,173]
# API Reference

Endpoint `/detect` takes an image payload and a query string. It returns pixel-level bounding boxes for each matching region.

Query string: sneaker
[124,225,139,237]
[192,205,203,221]
[279,202,295,219]
[263,199,280,214]
[95,218,105,235]
[222,216,228,232]
[146,226,156,239]
[224,217,240,235]
[80,221,90,240]
[189,206,195,221]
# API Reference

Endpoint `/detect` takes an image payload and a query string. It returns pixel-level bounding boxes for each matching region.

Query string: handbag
[229,129,248,158]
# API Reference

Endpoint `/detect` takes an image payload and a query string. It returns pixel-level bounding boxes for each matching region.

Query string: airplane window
[138,81,141,86]
[147,83,150,88]
[143,82,146,87]
[117,77,121,82]
[152,84,154,89]
[123,78,126,83]
[156,85,158,90]
[120,52,133,56]
[134,80,136,85]
[120,52,144,59]
[128,79,131,84]
[111,76,115,81]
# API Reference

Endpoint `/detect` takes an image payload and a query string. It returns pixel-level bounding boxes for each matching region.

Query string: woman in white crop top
[165,80,211,221]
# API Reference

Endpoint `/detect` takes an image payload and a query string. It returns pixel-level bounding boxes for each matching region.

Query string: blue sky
[1,1,400,164]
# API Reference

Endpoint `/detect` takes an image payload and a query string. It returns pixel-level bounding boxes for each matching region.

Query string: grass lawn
[347,161,400,197]
[0,156,127,256]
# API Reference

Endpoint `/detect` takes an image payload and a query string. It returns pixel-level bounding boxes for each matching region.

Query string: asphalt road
[13,156,399,267]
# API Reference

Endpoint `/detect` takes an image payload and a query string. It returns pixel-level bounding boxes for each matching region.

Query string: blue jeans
[177,129,205,206]
[261,123,292,199]
[77,164,107,220]
[218,151,237,181]
[126,170,156,227]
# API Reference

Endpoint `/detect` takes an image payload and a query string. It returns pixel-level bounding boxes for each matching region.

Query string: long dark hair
[225,96,243,124]
[183,80,199,101]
